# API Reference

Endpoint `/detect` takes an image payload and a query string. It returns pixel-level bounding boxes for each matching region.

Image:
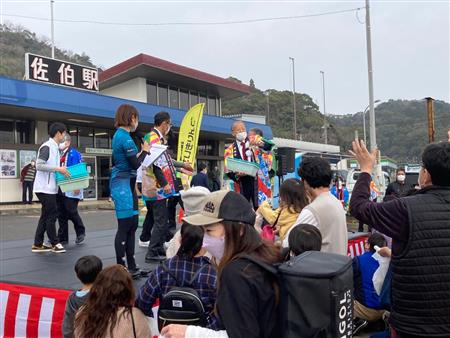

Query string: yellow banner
[177,103,205,185]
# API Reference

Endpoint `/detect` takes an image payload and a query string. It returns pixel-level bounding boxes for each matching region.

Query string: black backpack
[157,263,209,331]
[242,251,354,338]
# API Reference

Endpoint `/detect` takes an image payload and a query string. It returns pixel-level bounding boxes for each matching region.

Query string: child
[352,233,387,335]
[287,223,322,258]
[257,178,308,242]
[62,255,103,338]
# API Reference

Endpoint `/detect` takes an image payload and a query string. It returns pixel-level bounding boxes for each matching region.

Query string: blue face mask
[202,233,225,260]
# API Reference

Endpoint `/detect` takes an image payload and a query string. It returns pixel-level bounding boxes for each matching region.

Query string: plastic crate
[226,158,260,177]
[55,163,89,183]
[58,177,90,193]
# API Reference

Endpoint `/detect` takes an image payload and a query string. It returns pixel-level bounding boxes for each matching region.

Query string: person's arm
[257,202,278,225]
[153,164,168,187]
[135,270,160,317]
[36,146,56,172]
[61,295,74,338]
[350,172,408,241]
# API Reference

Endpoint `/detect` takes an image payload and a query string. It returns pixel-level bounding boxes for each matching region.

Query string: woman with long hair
[74,265,151,338]
[110,104,150,278]
[161,190,281,338]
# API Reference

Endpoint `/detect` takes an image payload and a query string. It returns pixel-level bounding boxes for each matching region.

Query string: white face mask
[236,131,247,142]
[59,142,67,151]
[130,121,138,132]
[397,175,406,182]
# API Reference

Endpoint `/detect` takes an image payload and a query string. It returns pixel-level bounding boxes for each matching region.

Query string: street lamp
[289,57,297,139]
[363,99,380,144]
[320,70,327,144]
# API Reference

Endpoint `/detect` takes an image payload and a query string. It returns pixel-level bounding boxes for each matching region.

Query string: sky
[1,0,449,115]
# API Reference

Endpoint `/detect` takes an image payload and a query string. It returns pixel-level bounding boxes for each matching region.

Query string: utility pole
[365,0,384,197]
[320,70,328,144]
[265,91,270,125]
[289,57,297,139]
[425,97,435,143]
[50,0,55,58]
[365,0,376,151]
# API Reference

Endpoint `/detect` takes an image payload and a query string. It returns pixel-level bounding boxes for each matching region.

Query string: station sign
[25,53,99,92]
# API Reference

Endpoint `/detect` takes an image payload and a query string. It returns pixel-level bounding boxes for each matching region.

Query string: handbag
[261,208,282,242]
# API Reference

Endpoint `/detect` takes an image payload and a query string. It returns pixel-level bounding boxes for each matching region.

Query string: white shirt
[236,140,253,162]
[282,209,319,248]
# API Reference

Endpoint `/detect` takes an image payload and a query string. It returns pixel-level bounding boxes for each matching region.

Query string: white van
[346,169,391,196]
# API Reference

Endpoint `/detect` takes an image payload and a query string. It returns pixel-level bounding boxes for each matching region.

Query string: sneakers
[51,243,66,253]
[352,318,369,336]
[139,239,150,247]
[75,234,85,245]
[31,244,52,252]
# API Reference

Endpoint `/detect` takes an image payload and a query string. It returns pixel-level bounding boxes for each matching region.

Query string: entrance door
[97,156,111,199]
[83,156,97,200]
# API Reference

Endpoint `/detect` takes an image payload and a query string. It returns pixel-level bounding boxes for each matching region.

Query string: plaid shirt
[135,255,220,329]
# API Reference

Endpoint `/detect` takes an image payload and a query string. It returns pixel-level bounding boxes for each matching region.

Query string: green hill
[0,23,97,79]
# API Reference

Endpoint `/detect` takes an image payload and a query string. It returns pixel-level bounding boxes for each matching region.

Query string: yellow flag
[177,103,205,186]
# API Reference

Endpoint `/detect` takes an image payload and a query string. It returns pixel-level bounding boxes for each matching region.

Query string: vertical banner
[177,103,205,188]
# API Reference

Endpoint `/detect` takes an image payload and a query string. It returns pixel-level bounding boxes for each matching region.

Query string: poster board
[0,150,17,178]
[19,150,37,170]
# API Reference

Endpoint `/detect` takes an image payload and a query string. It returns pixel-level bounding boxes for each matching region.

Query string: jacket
[352,252,382,309]
[62,147,83,200]
[257,201,299,241]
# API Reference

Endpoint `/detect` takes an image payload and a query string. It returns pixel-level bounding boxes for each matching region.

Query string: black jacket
[191,172,210,190]
[217,258,278,338]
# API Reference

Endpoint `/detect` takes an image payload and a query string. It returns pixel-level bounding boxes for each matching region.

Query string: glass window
[199,95,207,113]
[197,140,218,156]
[216,98,221,116]
[79,127,94,148]
[169,87,179,108]
[15,120,35,144]
[208,97,217,116]
[68,126,79,147]
[147,81,157,104]
[0,120,14,144]
[190,92,199,106]
[158,84,169,107]
[180,90,189,110]
[95,129,110,148]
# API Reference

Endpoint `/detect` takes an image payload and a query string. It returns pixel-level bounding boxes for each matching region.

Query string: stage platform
[0,228,159,291]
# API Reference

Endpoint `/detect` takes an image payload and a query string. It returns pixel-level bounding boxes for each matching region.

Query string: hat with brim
[183,190,255,226]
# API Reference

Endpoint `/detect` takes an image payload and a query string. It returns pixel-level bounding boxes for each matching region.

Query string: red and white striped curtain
[0,283,71,338]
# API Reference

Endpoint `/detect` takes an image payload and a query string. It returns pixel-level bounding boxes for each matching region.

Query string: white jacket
[33,138,60,194]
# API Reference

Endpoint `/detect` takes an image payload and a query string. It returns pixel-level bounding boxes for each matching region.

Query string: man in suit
[224,121,259,209]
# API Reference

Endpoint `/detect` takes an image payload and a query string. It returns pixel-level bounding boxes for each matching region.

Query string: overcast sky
[2,0,449,115]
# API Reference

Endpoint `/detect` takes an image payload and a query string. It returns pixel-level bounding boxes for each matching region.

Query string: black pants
[140,200,154,242]
[240,176,258,209]
[22,181,34,203]
[146,199,169,257]
[114,215,138,270]
[34,193,58,246]
[167,195,184,231]
[56,193,85,242]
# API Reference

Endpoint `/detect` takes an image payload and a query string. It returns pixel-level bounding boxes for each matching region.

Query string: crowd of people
[29,104,450,338]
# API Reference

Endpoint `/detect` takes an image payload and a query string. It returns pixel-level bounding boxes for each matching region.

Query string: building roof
[0,76,272,139]
[273,137,340,154]
[99,54,251,100]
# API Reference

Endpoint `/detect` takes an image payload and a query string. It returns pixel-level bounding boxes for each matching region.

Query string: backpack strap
[271,208,283,229]
[187,263,208,286]
[159,261,182,286]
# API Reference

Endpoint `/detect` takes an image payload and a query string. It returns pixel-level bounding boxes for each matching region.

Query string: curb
[0,203,114,216]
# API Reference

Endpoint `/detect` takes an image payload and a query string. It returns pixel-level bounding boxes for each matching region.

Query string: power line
[2,7,364,27]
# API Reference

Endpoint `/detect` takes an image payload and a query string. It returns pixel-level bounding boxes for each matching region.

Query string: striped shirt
[23,165,36,182]
[135,255,220,329]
